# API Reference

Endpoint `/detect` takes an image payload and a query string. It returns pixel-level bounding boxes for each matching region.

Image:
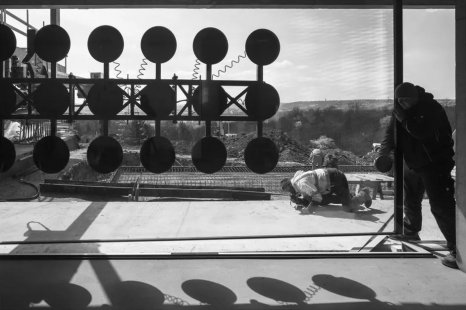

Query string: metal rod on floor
[0,230,397,246]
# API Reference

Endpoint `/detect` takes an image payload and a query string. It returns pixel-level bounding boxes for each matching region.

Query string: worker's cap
[395,82,419,99]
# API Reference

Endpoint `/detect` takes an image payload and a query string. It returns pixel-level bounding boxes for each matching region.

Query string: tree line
[72,103,455,157]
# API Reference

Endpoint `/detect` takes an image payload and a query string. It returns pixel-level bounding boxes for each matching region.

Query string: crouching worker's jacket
[290,169,331,203]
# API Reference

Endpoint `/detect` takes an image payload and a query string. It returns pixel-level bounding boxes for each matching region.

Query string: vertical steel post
[130,84,135,116]
[51,62,56,78]
[50,9,60,25]
[172,73,178,122]
[455,0,466,272]
[257,65,263,82]
[156,120,161,137]
[102,63,110,136]
[0,60,3,136]
[257,65,264,137]
[50,61,57,137]
[69,75,74,121]
[205,64,212,136]
[257,121,263,137]
[156,63,161,80]
[51,119,57,137]
[394,0,404,234]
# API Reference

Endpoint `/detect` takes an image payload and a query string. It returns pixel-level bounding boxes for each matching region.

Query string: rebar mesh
[113,165,380,193]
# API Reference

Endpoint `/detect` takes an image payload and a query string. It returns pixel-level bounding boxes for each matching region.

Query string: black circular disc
[193,27,228,65]
[0,24,16,61]
[191,136,227,174]
[139,81,176,117]
[0,80,17,117]
[140,136,175,174]
[189,81,228,120]
[244,137,279,174]
[247,277,306,303]
[87,81,124,118]
[374,155,393,173]
[88,25,124,63]
[246,29,280,66]
[0,137,16,173]
[33,80,69,117]
[33,136,70,174]
[87,136,123,174]
[43,284,92,310]
[34,25,70,63]
[182,280,237,306]
[245,82,280,120]
[141,26,177,63]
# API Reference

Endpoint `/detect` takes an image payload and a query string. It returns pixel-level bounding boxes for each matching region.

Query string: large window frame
[0,0,456,257]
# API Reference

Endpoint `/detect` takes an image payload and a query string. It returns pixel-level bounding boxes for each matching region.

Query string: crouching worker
[280,168,372,213]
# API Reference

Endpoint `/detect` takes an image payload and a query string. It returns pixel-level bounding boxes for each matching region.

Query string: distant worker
[280,167,372,213]
[323,153,339,169]
[309,148,324,169]
[375,82,457,269]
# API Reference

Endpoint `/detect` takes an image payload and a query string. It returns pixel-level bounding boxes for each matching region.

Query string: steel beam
[0,0,455,9]
[40,182,271,200]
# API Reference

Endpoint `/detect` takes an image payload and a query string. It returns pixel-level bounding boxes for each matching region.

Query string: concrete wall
[455,1,466,272]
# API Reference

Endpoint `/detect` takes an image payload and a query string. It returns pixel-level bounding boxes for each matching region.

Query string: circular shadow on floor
[181,279,237,306]
[247,277,306,304]
[312,274,377,300]
[110,281,165,310]
[43,283,92,310]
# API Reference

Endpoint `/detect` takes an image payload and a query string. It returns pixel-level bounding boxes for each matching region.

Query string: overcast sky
[7,8,455,103]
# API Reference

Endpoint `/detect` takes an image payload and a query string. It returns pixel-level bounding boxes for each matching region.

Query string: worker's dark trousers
[320,168,352,206]
[403,164,456,251]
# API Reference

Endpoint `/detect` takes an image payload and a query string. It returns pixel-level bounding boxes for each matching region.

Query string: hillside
[279,98,455,113]
[280,99,393,112]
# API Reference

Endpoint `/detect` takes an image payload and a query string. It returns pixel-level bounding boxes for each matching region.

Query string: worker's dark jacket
[379,87,454,171]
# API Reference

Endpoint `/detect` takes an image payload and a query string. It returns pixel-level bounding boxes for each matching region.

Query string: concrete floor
[0,256,465,309]
[0,199,396,254]
[0,199,463,309]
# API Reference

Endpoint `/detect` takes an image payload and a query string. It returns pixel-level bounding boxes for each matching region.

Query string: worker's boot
[351,187,372,208]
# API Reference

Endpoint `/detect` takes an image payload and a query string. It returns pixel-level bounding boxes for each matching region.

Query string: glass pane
[0,8,411,254]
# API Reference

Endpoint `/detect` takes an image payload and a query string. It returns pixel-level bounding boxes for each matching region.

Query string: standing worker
[376,82,457,269]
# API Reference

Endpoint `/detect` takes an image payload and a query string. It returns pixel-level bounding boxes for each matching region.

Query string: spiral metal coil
[135,58,148,93]
[304,285,321,302]
[113,61,123,79]
[137,58,148,80]
[212,51,247,79]
[192,58,201,80]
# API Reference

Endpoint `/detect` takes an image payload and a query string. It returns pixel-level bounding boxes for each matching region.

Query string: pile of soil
[221,130,309,164]
[323,148,372,166]
[361,150,380,165]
